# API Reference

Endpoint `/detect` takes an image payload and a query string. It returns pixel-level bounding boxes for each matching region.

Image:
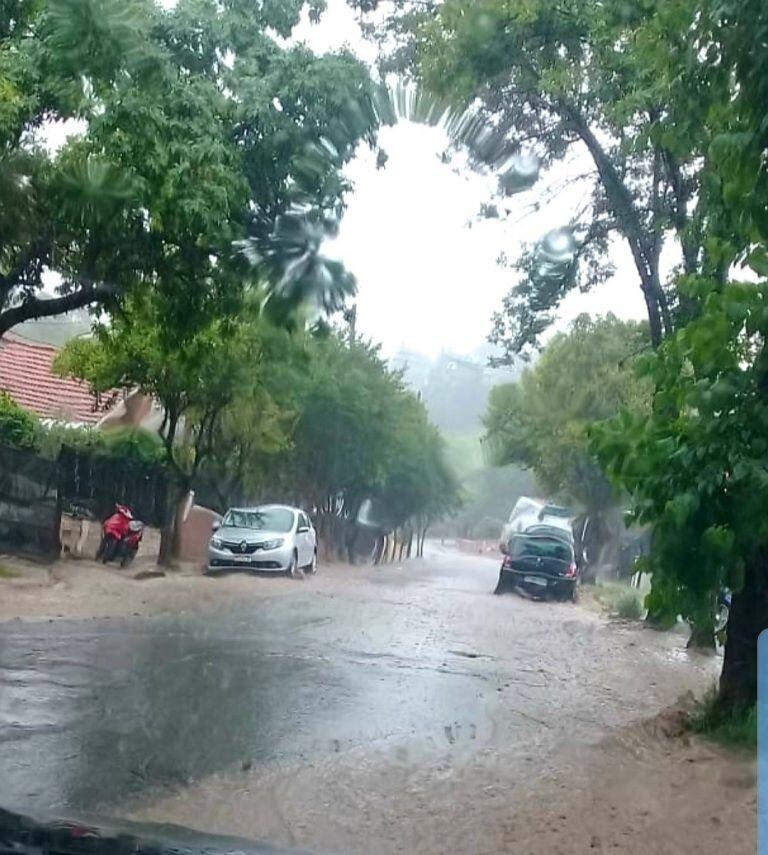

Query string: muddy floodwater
[1,544,748,854]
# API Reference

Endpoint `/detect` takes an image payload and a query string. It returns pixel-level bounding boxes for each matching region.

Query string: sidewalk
[0,555,293,623]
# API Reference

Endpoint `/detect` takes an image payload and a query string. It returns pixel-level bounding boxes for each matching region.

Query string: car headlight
[211,536,222,549]
[260,538,284,551]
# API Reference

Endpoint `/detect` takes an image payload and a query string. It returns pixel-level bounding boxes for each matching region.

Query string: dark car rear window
[511,537,573,562]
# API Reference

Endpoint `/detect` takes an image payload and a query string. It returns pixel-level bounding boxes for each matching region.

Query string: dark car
[0,806,308,855]
[494,525,579,601]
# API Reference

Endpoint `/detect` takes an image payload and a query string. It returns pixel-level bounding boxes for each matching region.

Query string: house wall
[178,505,221,564]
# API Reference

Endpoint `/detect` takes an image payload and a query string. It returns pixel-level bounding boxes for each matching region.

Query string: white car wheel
[305,550,318,574]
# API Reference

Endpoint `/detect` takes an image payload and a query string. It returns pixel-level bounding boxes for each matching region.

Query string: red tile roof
[0,333,109,424]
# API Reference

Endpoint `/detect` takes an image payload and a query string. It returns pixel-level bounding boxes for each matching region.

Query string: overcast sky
[294,1,648,359]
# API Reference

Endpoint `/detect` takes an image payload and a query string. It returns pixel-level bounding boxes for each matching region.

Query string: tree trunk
[158,483,189,568]
[398,531,407,561]
[372,535,384,565]
[718,554,768,713]
[687,622,716,651]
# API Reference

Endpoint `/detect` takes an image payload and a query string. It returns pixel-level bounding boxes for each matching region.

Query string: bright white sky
[294,1,648,359]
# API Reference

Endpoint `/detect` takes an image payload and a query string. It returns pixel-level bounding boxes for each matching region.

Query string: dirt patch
[128,712,754,855]
[0,555,341,623]
[496,730,754,855]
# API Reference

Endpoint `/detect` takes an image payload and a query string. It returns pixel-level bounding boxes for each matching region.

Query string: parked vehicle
[494,525,580,601]
[206,505,317,577]
[499,497,573,554]
[96,504,144,568]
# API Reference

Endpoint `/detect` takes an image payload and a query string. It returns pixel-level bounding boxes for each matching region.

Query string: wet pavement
[0,544,718,829]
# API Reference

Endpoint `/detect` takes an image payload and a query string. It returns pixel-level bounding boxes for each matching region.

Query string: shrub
[101,427,165,464]
[615,590,644,620]
[37,423,164,465]
[0,392,39,450]
[36,423,103,459]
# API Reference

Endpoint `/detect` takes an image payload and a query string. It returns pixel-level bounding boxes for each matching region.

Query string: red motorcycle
[97,504,144,568]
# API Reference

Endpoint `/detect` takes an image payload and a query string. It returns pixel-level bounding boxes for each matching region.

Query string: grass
[0,561,19,579]
[591,582,645,620]
[615,590,644,620]
[690,686,757,749]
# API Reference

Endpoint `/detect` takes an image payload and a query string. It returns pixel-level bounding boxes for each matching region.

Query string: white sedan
[206,505,317,577]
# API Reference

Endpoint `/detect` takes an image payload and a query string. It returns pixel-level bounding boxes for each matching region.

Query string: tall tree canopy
[591,0,768,711]
[1,0,384,337]
[247,331,462,553]
[361,0,732,354]
[484,314,649,510]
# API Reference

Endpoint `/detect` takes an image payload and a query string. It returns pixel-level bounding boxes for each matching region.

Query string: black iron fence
[58,448,169,527]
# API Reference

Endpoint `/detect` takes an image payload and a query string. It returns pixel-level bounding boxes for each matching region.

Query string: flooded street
[1,544,748,853]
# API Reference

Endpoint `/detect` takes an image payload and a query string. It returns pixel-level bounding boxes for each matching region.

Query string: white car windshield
[222,508,295,533]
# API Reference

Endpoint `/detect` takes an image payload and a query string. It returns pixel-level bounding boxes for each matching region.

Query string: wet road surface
[0,544,717,833]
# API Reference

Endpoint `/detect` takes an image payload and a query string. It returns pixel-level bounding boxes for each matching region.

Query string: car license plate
[233,555,251,564]
[524,575,547,587]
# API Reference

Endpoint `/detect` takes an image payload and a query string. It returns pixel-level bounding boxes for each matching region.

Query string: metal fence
[58,448,170,528]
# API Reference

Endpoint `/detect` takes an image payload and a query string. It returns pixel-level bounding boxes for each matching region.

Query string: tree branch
[0,279,115,338]
[555,98,669,344]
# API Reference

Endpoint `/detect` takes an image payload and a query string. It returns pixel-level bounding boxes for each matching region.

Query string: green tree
[55,291,267,560]
[55,290,254,490]
[592,0,768,712]
[593,282,768,711]
[261,335,410,553]
[374,0,730,353]
[377,397,462,554]
[248,331,461,559]
[1,0,383,338]
[484,315,650,576]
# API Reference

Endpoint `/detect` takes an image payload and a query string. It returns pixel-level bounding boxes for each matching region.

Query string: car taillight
[503,556,513,568]
[565,562,577,578]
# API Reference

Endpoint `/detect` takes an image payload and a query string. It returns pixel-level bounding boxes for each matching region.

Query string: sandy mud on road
[0,557,302,623]
[128,714,755,855]
[124,552,753,855]
[0,546,755,854]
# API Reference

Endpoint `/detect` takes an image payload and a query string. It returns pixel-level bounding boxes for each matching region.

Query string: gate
[58,448,170,527]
